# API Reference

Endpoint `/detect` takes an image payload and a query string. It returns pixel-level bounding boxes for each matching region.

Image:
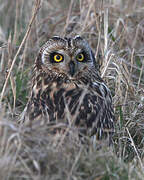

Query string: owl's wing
[87,81,115,140]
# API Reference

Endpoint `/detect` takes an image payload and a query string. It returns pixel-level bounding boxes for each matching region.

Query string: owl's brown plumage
[22,36,114,141]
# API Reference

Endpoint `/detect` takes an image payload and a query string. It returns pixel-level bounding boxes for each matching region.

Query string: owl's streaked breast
[26,70,114,140]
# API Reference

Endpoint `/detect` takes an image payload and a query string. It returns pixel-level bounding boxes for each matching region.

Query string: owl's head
[36,36,97,79]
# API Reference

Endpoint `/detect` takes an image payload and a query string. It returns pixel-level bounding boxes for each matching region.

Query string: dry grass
[0,0,144,179]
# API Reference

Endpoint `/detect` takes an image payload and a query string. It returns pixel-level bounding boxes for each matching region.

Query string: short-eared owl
[22,36,114,141]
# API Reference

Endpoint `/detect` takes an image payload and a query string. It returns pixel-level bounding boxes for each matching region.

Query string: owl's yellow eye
[76,53,84,62]
[53,54,63,62]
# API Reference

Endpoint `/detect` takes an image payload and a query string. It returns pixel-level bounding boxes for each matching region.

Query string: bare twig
[126,127,144,171]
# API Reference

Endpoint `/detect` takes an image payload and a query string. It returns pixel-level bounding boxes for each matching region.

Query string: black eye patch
[50,52,64,63]
[76,51,89,63]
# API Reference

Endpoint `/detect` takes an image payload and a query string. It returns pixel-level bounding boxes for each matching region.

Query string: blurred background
[0,0,144,179]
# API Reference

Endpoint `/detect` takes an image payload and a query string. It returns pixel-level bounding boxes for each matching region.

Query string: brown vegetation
[0,0,144,179]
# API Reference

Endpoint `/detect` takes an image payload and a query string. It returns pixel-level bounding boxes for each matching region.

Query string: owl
[21,36,114,142]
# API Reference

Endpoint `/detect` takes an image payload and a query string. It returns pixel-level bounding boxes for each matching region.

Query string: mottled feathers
[21,36,114,142]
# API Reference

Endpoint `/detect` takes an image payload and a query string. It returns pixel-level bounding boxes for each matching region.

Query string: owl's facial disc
[68,61,75,76]
[68,51,86,77]
[41,36,95,79]
[42,48,93,79]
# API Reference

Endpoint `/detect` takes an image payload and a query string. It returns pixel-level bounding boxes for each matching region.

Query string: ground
[0,0,144,179]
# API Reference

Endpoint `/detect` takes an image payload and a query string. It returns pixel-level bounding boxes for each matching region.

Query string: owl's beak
[68,61,75,76]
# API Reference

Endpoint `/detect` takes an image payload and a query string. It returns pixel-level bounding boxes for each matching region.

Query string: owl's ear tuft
[74,35,83,41]
[51,36,62,41]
